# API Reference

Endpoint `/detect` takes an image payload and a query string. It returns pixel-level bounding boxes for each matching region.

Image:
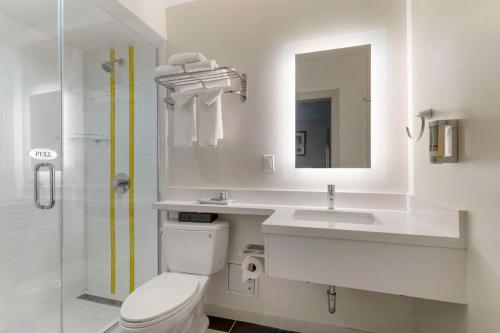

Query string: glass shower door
[58,0,159,330]
[0,0,63,332]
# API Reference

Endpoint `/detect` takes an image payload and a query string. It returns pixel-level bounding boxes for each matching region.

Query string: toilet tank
[162,220,229,275]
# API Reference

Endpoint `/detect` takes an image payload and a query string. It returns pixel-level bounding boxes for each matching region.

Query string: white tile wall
[82,44,158,299]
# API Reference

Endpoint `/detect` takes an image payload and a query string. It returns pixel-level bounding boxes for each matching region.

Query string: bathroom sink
[293,209,376,225]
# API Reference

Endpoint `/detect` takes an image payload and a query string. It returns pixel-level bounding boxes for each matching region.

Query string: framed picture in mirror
[296,131,306,156]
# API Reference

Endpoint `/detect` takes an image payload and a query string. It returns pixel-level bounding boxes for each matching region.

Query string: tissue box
[178,212,218,223]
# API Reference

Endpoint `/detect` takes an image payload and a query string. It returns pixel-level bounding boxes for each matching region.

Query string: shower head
[101,58,125,73]
[101,61,112,73]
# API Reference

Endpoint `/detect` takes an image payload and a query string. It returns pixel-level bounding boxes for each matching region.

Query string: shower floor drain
[77,293,123,308]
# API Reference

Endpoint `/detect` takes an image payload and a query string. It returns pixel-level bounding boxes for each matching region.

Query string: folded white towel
[203,77,231,89]
[168,52,207,65]
[154,64,184,78]
[185,60,219,73]
[175,82,204,92]
[197,88,224,147]
[175,76,230,93]
[171,91,197,147]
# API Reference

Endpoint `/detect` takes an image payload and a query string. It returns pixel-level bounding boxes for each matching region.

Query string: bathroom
[0,0,498,332]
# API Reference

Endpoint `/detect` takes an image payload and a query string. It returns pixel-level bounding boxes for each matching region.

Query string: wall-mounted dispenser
[429,120,458,163]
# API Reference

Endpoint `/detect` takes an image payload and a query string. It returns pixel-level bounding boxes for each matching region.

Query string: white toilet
[119,220,229,333]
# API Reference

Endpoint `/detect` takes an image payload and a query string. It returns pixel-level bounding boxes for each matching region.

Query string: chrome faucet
[327,185,335,210]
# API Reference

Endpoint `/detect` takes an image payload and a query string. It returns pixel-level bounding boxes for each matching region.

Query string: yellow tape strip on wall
[128,46,136,293]
[109,48,117,295]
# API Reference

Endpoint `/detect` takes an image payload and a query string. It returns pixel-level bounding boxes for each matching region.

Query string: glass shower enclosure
[0,0,159,332]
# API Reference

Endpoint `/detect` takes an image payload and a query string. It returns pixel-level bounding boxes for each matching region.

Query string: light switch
[263,155,275,173]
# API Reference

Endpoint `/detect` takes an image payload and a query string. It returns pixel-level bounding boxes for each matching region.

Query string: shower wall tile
[83,44,158,299]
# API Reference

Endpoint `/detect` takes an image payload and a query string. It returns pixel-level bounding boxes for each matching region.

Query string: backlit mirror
[295,45,371,168]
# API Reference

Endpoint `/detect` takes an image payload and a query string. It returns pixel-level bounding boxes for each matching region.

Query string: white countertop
[153,200,466,249]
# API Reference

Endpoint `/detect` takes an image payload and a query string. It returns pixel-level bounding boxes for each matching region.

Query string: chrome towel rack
[155,66,247,108]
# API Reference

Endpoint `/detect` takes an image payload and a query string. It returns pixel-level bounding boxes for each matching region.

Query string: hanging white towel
[171,91,197,147]
[154,64,184,78]
[168,52,207,65]
[185,60,218,73]
[197,88,224,147]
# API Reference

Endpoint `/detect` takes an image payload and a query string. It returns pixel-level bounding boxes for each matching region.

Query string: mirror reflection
[295,45,371,168]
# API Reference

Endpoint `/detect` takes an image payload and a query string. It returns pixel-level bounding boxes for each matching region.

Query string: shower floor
[11,296,120,333]
[63,296,119,333]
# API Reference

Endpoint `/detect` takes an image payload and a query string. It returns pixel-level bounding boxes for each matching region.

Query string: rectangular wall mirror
[295,44,371,168]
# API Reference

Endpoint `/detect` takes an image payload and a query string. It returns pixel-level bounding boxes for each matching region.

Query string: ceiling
[0,0,153,51]
[160,0,199,8]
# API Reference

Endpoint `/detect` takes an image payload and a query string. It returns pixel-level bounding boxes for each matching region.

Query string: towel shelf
[154,66,247,108]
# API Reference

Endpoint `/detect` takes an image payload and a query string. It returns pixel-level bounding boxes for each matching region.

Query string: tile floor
[1,296,119,333]
[63,297,119,333]
[208,316,296,333]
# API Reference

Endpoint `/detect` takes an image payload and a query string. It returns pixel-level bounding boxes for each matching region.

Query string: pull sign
[29,148,58,161]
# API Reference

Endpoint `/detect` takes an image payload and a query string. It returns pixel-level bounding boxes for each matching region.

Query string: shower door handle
[34,163,56,209]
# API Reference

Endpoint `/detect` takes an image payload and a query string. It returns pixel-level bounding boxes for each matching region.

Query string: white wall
[163,1,416,333]
[165,0,408,193]
[409,0,500,331]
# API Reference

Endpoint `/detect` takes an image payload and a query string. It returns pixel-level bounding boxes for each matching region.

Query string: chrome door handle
[34,163,55,209]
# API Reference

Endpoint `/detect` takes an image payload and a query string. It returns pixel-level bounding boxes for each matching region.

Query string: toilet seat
[120,272,203,329]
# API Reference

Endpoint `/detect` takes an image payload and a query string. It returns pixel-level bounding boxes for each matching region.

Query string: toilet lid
[120,272,200,323]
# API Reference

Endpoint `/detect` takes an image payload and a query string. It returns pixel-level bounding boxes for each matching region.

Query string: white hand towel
[154,64,184,78]
[171,91,197,147]
[197,88,224,147]
[168,52,207,65]
[185,60,219,73]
